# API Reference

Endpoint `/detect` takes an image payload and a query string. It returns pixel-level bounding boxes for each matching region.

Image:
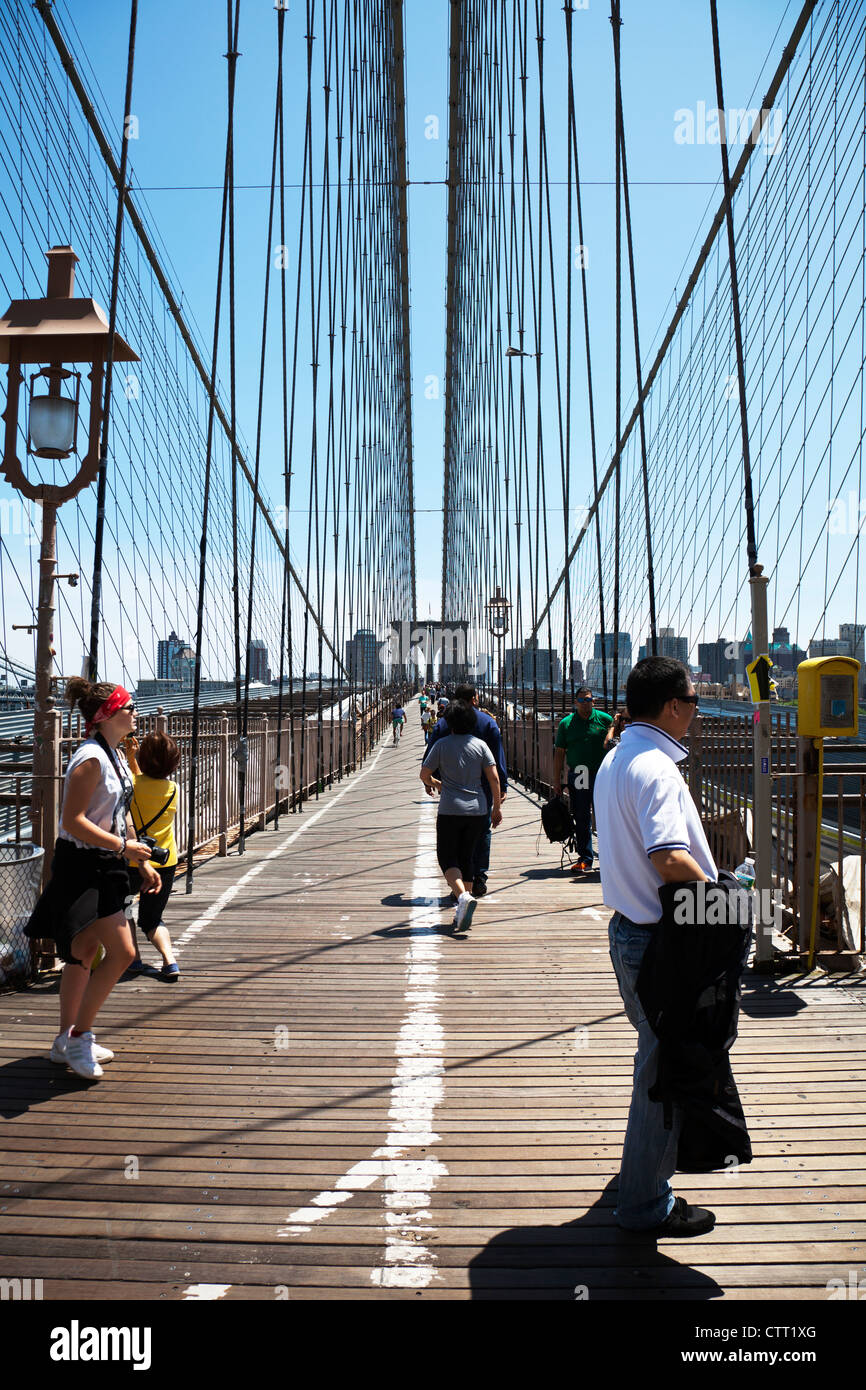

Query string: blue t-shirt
[422,734,495,816]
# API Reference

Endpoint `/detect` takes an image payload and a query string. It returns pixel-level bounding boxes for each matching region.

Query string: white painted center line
[370,804,447,1288]
[277,794,449,1291]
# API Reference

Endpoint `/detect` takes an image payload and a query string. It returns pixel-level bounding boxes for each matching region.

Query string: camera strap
[92,731,134,817]
[131,786,176,838]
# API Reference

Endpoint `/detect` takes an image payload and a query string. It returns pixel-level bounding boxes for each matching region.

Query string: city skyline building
[345,628,379,686]
[638,627,688,664]
[504,642,562,689]
[157,630,186,681]
[587,631,631,693]
[248,639,271,685]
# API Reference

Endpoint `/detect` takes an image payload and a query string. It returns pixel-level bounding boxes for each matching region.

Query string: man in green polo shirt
[553,688,614,872]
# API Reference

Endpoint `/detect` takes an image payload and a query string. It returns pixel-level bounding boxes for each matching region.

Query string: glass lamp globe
[28,392,78,459]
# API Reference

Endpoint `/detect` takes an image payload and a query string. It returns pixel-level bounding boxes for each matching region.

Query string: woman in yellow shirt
[125,731,180,981]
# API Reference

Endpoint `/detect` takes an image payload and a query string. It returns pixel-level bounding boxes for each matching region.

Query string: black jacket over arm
[636,871,753,1172]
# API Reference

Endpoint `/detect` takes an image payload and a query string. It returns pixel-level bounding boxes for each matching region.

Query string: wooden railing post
[218,712,229,856]
[688,714,703,814]
[796,735,820,951]
[260,718,269,830]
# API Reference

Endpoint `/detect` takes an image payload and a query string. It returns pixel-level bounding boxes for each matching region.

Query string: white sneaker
[49,1030,114,1065]
[454,892,477,932]
[64,1031,104,1080]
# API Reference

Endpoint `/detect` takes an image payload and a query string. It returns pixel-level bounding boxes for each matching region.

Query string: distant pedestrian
[25,679,160,1081]
[553,687,614,873]
[392,704,406,743]
[420,699,502,932]
[424,682,508,896]
[593,656,718,1236]
[125,731,181,982]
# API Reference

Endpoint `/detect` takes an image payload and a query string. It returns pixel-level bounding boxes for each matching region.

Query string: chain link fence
[0,843,43,988]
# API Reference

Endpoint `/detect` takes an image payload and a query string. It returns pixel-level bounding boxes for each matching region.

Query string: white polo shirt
[593,721,718,924]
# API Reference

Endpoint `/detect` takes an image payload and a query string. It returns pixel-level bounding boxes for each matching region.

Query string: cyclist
[392,704,407,743]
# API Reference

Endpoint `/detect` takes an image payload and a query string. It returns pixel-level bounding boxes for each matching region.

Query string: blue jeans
[567,769,594,864]
[608,911,681,1229]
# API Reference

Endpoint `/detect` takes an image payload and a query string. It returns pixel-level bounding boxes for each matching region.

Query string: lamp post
[0,246,138,857]
[486,586,511,723]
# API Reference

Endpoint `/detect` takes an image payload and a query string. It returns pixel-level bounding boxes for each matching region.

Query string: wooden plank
[1,720,864,1300]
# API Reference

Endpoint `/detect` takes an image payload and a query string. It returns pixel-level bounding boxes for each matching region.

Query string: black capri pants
[128,864,177,937]
[436,814,489,880]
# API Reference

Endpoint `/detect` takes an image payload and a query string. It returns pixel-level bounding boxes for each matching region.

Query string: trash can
[0,843,44,987]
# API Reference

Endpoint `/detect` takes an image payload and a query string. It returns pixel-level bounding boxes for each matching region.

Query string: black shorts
[128,864,177,937]
[436,814,489,879]
[24,838,133,964]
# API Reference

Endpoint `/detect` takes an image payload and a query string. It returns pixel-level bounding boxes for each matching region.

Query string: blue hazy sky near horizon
[41,0,802,647]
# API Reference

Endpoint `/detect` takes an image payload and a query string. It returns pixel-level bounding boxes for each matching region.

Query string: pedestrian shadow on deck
[0,1056,99,1115]
[467,1178,722,1301]
[379,892,454,909]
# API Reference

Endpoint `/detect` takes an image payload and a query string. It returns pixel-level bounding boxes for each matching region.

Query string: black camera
[138,834,170,867]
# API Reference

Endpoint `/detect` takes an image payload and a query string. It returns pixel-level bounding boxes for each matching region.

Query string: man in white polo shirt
[594,656,718,1237]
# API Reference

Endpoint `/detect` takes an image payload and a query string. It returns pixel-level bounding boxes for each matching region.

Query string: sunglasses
[676,695,699,706]
[576,697,593,704]
[120,703,136,713]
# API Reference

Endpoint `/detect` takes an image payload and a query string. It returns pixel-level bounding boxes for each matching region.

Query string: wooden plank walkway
[1,714,865,1301]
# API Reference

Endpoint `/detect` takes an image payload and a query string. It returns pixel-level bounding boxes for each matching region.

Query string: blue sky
[63,0,796,627]
[4,0,827,686]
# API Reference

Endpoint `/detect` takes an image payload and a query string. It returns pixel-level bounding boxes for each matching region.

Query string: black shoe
[636,1196,716,1238]
[472,879,488,898]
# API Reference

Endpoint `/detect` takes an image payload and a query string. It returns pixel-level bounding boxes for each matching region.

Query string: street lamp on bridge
[0,245,138,855]
[486,586,511,719]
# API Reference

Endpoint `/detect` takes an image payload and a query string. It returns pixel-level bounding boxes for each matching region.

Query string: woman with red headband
[26,677,161,1080]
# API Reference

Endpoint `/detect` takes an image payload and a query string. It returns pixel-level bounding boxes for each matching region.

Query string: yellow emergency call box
[797,656,860,737]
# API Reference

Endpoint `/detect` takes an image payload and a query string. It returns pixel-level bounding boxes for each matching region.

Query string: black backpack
[541,797,576,844]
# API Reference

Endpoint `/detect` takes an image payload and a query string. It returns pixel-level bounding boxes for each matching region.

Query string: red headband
[85,686,132,734]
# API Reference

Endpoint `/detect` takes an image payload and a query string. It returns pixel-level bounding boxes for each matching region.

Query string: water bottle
[734,856,756,889]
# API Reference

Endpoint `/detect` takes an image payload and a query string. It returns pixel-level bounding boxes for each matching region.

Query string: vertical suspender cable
[226,2,243,827]
[87,0,138,679]
[238,3,283,852]
[610,0,622,710]
[612,0,657,656]
[274,0,295,829]
[709,0,759,575]
[565,1,607,707]
[185,0,240,892]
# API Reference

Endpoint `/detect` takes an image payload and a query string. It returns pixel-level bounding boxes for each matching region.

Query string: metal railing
[501,704,865,956]
[0,691,394,858]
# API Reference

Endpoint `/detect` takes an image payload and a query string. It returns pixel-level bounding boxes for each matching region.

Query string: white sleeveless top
[58,738,132,848]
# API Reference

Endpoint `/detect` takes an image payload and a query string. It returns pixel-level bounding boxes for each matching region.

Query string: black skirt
[24,838,134,964]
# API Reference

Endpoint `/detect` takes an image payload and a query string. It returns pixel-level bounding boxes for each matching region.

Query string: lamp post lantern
[486,586,511,721]
[0,246,138,857]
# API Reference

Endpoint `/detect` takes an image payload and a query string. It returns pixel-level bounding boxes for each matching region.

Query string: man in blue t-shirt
[423,682,508,896]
